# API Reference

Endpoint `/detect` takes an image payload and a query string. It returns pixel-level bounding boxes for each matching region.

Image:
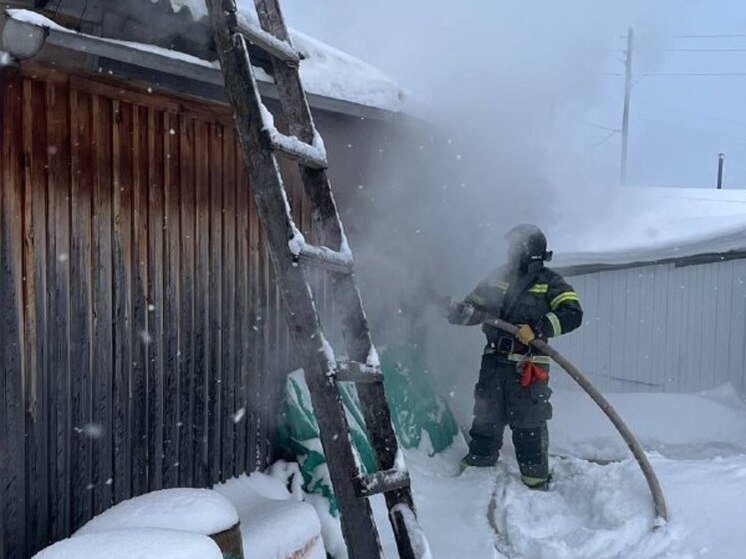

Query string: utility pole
[621,28,634,185]
[717,153,725,189]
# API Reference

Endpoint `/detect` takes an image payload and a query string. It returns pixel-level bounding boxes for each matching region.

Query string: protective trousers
[468,352,552,481]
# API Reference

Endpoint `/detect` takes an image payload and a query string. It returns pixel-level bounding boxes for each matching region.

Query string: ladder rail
[252,4,422,555]
[253,2,426,557]
[205,3,384,557]
[253,0,348,244]
[207,1,429,557]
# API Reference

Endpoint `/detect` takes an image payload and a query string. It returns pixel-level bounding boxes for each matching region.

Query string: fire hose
[484,317,668,528]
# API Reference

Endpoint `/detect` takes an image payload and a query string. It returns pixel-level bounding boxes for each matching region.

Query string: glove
[437,297,454,318]
[446,300,471,322]
[515,324,536,345]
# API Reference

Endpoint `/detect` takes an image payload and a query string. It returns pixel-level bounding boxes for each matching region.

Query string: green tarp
[276,344,460,515]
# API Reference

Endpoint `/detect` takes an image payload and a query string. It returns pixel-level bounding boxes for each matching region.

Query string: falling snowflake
[233,408,246,423]
[82,423,104,439]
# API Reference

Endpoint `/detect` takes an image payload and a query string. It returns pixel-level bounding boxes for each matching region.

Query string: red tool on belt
[519,361,548,387]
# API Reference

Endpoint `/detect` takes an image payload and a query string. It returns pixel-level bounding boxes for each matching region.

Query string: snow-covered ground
[30,382,746,558]
[372,385,746,559]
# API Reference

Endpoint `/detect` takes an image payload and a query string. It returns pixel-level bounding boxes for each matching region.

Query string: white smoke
[280,1,685,419]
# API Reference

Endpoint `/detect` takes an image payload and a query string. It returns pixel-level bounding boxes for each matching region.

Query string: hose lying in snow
[483,317,669,528]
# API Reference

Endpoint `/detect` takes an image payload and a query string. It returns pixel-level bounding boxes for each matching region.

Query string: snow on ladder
[204,1,431,558]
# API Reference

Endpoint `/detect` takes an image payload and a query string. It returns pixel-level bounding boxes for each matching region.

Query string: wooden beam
[254,1,420,555]
[266,130,328,170]
[354,468,411,498]
[296,244,353,274]
[335,361,384,384]
[236,19,300,64]
[205,1,383,556]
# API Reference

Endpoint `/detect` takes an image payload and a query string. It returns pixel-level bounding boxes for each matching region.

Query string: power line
[635,116,746,144]
[593,129,619,148]
[674,34,746,39]
[580,119,619,133]
[666,48,746,52]
[641,72,746,77]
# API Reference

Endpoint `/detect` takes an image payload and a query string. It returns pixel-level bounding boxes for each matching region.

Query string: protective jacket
[448,261,583,362]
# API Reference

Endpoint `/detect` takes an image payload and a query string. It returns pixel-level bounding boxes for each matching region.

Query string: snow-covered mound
[42,470,324,559]
[76,488,238,536]
[32,528,222,559]
[491,458,689,559]
[550,387,746,461]
[213,467,326,559]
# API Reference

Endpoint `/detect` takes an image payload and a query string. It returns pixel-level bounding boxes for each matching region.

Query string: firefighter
[446,224,583,489]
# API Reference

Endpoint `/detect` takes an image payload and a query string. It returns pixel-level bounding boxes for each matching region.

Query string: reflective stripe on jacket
[449,263,583,346]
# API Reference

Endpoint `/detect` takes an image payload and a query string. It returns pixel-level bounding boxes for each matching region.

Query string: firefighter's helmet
[505,224,553,262]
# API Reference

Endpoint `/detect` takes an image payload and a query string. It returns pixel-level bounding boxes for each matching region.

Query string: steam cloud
[283,0,682,420]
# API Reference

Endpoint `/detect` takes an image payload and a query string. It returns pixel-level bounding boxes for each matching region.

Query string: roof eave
[2,13,399,121]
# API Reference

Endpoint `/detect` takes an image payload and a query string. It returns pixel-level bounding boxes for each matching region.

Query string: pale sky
[283,1,746,189]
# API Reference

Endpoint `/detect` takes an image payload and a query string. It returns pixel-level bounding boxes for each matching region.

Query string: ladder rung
[354,468,411,498]
[297,244,353,274]
[267,130,328,169]
[336,361,384,384]
[236,19,301,64]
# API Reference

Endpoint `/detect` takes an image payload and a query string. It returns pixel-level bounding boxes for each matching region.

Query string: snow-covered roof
[3,6,404,115]
[552,187,746,269]
[164,1,405,112]
[6,9,219,66]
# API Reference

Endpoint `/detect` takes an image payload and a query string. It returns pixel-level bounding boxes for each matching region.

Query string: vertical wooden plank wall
[1,67,27,559]
[91,94,114,515]
[146,107,165,493]
[192,120,210,486]
[23,75,50,556]
[161,110,180,489]
[69,88,93,531]
[47,70,72,546]
[178,117,196,489]
[1,67,308,557]
[131,105,150,497]
[207,121,224,483]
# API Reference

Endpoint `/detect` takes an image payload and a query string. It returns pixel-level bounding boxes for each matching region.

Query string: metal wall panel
[732,261,746,394]
[553,258,745,397]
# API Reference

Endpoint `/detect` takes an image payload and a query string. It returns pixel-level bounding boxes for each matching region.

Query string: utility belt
[487,335,527,355]
[484,335,551,365]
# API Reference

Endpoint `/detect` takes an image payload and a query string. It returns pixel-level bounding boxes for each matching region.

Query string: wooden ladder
[204,1,430,557]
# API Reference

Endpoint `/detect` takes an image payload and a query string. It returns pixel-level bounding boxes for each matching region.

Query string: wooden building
[0,2,410,557]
